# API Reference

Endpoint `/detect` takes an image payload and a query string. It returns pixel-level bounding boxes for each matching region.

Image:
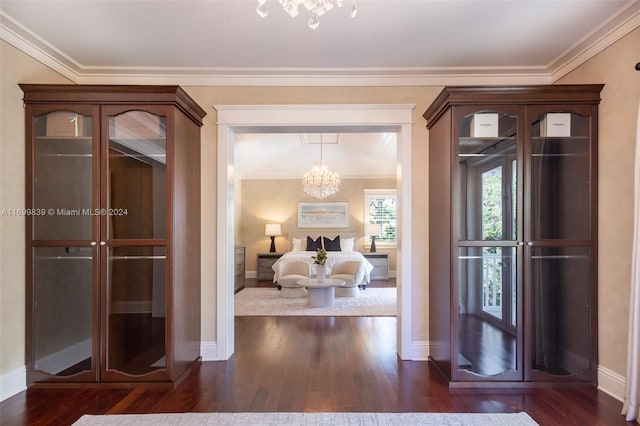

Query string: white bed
[271,233,374,285]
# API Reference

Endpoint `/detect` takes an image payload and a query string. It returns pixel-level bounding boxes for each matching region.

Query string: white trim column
[215,124,236,360]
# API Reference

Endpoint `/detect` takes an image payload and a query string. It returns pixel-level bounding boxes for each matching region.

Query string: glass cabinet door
[102,108,169,380]
[106,246,167,376]
[33,247,95,379]
[32,110,95,241]
[530,111,592,240]
[526,108,596,381]
[106,110,167,240]
[454,108,522,381]
[530,247,592,379]
[28,107,98,382]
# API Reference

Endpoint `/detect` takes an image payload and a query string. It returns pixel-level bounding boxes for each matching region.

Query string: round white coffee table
[297,278,345,308]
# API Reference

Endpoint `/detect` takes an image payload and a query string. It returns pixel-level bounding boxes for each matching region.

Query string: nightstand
[256,253,284,281]
[362,253,389,280]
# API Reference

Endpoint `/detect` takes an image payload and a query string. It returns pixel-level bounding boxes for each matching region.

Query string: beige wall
[557,27,640,376]
[185,85,435,345]
[1,26,638,397]
[239,178,397,274]
[0,41,73,376]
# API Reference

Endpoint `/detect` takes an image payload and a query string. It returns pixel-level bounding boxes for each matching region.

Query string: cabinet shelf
[532,136,589,141]
[459,136,516,143]
[35,136,92,140]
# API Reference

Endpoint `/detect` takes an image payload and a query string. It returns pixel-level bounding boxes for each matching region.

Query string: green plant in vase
[312,247,328,282]
[312,247,327,266]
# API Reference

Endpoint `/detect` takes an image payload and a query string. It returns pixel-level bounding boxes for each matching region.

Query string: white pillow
[291,238,303,252]
[341,237,355,253]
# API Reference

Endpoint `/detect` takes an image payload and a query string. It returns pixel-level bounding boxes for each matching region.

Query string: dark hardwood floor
[1,278,632,425]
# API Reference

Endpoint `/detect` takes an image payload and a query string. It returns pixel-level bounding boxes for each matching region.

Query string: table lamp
[265,223,282,253]
[365,223,382,252]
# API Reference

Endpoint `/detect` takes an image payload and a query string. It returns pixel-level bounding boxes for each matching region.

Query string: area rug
[74,412,538,425]
[234,287,396,316]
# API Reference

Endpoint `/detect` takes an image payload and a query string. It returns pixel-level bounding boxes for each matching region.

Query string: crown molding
[2,3,638,87]
[550,0,640,82]
[0,11,78,81]
[70,71,551,87]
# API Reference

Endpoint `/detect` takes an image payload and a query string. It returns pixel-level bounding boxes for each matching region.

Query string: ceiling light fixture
[256,0,358,30]
[302,134,340,199]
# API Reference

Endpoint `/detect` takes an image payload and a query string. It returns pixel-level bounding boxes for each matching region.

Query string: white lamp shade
[365,223,382,236]
[265,223,282,236]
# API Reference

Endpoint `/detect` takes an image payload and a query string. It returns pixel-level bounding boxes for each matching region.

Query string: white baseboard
[411,340,431,360]
[598,365,625,402]
[200,341,219,361]
[0,366,26,402]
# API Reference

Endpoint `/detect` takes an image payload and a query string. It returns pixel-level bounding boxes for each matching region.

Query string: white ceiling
[235,132,397,179]
[1,0,638,178]
[1,0,637,84]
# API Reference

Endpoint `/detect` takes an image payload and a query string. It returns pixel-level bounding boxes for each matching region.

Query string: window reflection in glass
[458,112,517,241]
[457,246,516,377]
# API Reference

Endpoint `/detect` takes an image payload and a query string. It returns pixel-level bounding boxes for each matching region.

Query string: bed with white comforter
[271,250,375,284]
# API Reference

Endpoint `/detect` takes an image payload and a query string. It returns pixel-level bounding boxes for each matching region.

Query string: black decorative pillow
[323,236,341,251]
[306,236,322,251]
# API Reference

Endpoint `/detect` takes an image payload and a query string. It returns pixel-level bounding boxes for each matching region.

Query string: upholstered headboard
[287,232,360,252]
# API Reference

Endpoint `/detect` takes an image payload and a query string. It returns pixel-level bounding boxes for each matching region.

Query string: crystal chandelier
[302,135,340,199]
[257,0,358,30]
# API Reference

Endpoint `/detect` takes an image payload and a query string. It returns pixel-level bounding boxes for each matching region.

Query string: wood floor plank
[0,314,634,425]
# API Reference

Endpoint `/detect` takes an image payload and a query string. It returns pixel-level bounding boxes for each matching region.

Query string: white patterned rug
[234,287,396,316]
[74,412,538,425]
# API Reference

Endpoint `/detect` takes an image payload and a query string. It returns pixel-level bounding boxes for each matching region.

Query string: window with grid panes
[364,189,396,247]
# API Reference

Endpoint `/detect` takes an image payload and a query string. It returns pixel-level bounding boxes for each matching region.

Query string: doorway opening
[214,104,414,360]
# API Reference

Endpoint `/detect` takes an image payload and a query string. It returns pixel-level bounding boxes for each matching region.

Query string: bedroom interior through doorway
[215,104,415,362]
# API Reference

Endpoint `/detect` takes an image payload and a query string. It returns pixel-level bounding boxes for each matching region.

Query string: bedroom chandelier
[256,0,358,30]
[302,135,340,200]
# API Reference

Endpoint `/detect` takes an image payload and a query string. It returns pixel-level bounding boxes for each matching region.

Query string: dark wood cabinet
[423,85,602,385]
[22,84,206,385]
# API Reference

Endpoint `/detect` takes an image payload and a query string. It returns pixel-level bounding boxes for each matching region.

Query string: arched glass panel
[32,111,93,240]
[108,111,167,240]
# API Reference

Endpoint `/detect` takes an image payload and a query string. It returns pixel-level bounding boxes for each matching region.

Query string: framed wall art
[298,202,349,228]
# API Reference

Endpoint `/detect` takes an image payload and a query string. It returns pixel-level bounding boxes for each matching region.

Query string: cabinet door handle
[90,241,97,246]
[518,241,524,246]
[99,241,106,246]
[527,242,533,246]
